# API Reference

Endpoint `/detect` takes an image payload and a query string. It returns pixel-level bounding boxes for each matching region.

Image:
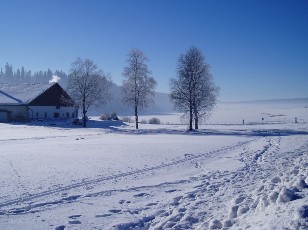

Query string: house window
[56,105,60,109]
[54,113,59,118]
[66,113,69,118]
[72,113,75,118]
[36,112,39,118]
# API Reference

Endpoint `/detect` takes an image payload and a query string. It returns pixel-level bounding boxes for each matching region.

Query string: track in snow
[0,138,256,214]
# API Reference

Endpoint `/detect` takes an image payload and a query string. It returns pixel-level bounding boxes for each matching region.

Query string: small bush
[122,116,133,123]
[72,118,82,125]
[140,119,147,124]
[148,117,161,125]
[110,112,119,120]
[100,114,109,120]
[100,112,119,121]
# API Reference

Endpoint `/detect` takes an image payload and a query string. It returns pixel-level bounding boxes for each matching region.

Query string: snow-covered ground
[0,101,307,230]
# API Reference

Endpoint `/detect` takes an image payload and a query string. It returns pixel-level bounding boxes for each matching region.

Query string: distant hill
[221,98,308,105]
[88,83,175,116]
[88,83,308,116]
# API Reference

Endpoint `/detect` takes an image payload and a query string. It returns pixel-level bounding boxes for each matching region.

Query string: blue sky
[0,0,307,101]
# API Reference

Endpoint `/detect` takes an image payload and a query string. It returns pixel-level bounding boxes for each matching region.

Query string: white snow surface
[0,101,307,230]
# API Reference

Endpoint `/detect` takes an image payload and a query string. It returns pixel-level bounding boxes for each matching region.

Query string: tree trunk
[82,100,86,128]
[135,105,138,129]
[193,102,198,129]
[189,105,193,131]
[82,112,86,127]
[194,116,198,130]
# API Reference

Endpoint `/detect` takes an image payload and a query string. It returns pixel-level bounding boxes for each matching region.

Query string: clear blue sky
[0,0,307,101]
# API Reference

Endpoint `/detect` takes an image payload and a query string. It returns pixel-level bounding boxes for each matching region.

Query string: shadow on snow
[6,119,308,137]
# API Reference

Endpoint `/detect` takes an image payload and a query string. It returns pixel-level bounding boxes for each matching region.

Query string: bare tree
[67,58,112,127]
[122,49,157,129]
[170,47,219,131]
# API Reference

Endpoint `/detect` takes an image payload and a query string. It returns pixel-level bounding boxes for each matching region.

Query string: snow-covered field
[0,101,307,230]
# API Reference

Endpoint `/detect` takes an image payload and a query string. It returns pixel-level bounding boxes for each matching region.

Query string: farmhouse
[0,82,77,123]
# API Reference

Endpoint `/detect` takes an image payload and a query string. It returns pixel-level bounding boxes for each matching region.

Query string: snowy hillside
[0,100,307,230]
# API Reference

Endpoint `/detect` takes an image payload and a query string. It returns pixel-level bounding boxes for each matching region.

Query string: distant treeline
[0,63,68,86]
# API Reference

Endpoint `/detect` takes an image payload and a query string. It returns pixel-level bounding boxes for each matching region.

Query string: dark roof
[28,83,75,106]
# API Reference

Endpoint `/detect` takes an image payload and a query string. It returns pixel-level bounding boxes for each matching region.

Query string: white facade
[28,106,77,120]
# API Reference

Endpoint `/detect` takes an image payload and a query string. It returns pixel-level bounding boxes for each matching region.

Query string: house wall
[0,105,28,122]
[28,106,77,120]
[0,111,8,122]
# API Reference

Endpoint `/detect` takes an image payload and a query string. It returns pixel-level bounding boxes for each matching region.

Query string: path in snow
[0,138,253,213]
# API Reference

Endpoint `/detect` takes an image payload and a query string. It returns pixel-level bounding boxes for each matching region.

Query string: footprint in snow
[171,196,183,206]
[238,206,250,215]
[55,226,66,230]
[95,214,112,218]
[68,220,81,224]
[119,199,125,204]
[178,207,187,213]
[233,195,246,205]
[229,205,239,218]
[165,189,177,193]
[68,215,82,219]
[146,202,158,206]
[184,154,195,159]
[67,215,82,225]
[134,192,149,197]
[209,219,222,229]
[109,209,122,213]
[271,176,282,184]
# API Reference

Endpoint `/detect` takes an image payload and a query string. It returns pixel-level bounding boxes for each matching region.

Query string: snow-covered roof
[0,83,55,105]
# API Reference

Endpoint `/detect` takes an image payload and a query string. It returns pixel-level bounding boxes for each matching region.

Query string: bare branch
[170,47,219,130]
[67,58,112,127]
[121,49,157,129]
